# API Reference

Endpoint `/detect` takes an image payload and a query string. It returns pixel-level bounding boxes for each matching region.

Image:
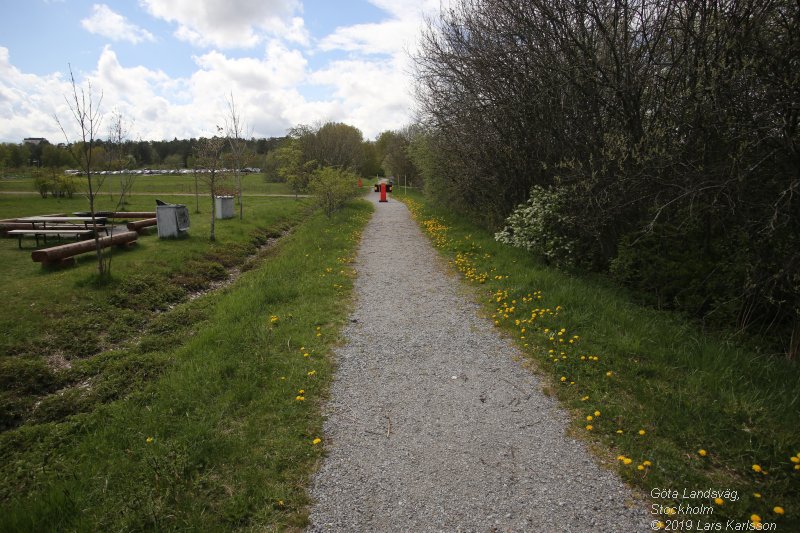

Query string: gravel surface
[307,194,650,532]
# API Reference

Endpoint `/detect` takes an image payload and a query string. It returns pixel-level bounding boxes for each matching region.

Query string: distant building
[23,137,48,145]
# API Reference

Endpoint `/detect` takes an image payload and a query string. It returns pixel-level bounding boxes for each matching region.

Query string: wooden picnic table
[16,216,108,227]
[7,229,102,248]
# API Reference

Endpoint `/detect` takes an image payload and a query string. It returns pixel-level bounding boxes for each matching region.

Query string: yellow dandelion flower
[585,424,593,431]
[773,506,784,515]
[714,498,724,506]
[751,514,761,522]
[560,376,566,382]
[638,429,646,436]
[616,429,624,434]
[586,415,593,421]
[295,396,305,401]
[753,493,761,499]
[594,410,600,417]
[698,449,707,457]
[752,464,762,473]
[308,370,317,376]
[146,436,154,444]
[637,465,644,471]
[790,456,800,463]
[623,458,633,465]
[655,521,665,530]
[606,371,613,377]
[665,507,676,516]
[643,460,652,466]
[312,438,321,445]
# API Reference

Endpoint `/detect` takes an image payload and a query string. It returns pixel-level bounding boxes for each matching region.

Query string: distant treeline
[0,125,420,183]
[0,137,285,172]
[411,0,799,358]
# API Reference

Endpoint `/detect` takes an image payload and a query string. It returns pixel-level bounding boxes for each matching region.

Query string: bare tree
[225,93,247,220]
[54,65,107,275]
[194,128,227,241]
[104,109,137,278]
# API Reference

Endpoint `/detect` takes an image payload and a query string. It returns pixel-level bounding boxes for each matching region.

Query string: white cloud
[140,0,308,48]
[318,0,442,57]
[0,47,74,143]
[81,4,156,44]
[0,0,445,144]
[306,0,446,137]
[308,57,413,138]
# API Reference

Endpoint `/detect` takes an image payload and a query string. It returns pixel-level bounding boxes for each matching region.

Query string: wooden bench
[7,229,99,248]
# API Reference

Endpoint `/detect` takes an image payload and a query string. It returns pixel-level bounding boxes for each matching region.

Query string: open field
[398,190,800,529]
[0,191,372,529]
[0,172,292,196]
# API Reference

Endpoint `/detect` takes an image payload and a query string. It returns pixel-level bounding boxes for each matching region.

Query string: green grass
[1,194,313,429]
[399,191,800,530]
[0,172,292,196]
[0,193,373,530]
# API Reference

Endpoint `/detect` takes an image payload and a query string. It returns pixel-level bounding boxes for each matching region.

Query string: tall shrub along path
[307,194,650,532]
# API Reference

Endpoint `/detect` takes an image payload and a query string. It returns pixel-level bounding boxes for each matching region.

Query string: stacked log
[126,218,157,233]
[108,212,156,219]
[31,231,138,266]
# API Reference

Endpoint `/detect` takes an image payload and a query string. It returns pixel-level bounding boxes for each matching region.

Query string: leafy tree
[274,141,315,198]
[290,122,366,173]
[376,128,419,185]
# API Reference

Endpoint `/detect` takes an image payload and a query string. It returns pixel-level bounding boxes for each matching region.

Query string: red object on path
[379,183,388,202]
[357,178,363,188]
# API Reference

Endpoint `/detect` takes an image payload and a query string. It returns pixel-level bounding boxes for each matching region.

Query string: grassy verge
[0,198,372,530]
[1,194,313,431]
[397,191,799,530]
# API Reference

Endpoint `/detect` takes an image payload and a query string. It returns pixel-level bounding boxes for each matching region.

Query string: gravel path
[307,194,650,532]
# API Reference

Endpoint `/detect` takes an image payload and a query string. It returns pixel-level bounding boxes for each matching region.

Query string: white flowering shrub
[494,185,578,267]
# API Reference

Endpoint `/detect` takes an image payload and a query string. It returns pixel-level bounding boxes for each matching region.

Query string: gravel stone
[307,195,650,532]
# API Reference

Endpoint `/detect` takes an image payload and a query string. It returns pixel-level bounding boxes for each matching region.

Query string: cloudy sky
[0,0,442,143]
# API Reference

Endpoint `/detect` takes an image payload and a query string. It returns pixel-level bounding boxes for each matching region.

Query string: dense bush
[32,172,79,198]
[494,186,578,268]
[414,0,800,357]
[309,167,359,217]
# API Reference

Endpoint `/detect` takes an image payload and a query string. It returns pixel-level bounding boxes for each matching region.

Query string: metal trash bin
[215,195,235,219]
[156,201,190,238]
